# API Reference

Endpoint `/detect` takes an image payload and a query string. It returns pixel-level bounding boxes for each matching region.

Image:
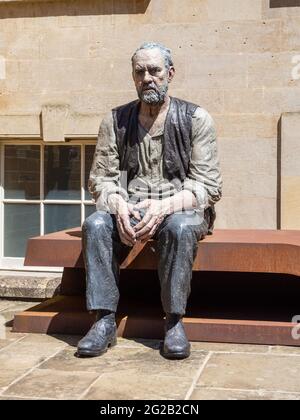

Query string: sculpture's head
[131,42,175,105]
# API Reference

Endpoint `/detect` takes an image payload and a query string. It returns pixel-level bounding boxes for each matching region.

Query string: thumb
[133,199,150,210]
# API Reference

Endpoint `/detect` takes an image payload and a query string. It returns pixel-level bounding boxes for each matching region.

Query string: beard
[138,81,169,105]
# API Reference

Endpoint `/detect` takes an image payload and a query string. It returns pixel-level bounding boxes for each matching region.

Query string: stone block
[0,272,61,299]
[224,88,264,114]
[248,53,300,88]
[0,59,19,93]
[281,113,300,229]
[281,176,300,229]
[92,57,133,91]
[262,0,300,19]
[71,90,137,115]
[65,112,101,138]
[207,0,263,21]
[0,92,42,114]
[39,27,90,59]
[159,0,209,24]
[222,173,276,199]
[282,17,300,52]
[1,29,40,59]
[37,59,103,92]
[263,88,300,114]
[182,89,224,114]
[281,112,300,176]
[17,58,102,93]
[188,54,248,89]
[0,114,40,138]
[214,114,278,138]
[215,196,277,229]
[17,59,42,93]
[191,19,281,54]
[218,137,277,175]
[42,103,70,142]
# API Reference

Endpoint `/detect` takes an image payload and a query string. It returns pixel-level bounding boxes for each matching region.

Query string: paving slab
[197,353,300,393]
[0,338,24,351]
[191,342,270,354]
[3,328,26,341]
[0,334,66,389]
[269,346,300,356]
[114,337,161,350]
[0,300,14,312]
[83,369,192,400]
[190,387,300,400]
[39,345,208,379]
[1,301,300,400]
[3,368,99,400]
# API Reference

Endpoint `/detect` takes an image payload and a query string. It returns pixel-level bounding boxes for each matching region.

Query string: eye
[150,67,160,75]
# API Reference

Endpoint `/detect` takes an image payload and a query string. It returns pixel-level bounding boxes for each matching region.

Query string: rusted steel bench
[13,228,300,347]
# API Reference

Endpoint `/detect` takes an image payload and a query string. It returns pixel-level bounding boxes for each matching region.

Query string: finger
[129,206,142,221]
[140,226,157,243]
[140,218,162,242]
[135,217,157,238]
[148,223,159,238]
[134,211,153,232]
[120,214,136,239]
[118,227,133,246]
[117,217,136,245]
[133,200,150,210]
[120,235,134,247]
[117,220,131,243]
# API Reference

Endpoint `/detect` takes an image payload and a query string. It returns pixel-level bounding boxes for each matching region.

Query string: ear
[168,66,175,83]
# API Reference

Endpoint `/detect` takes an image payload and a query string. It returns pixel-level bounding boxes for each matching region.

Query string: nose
[143,71,152,83]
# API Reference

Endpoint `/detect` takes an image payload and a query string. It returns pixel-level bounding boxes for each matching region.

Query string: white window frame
[0,139,96,272]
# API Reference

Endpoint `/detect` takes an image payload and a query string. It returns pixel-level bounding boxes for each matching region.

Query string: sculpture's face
[132,48,175,105]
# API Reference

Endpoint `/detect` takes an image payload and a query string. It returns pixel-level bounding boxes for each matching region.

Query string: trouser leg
[82,210,130,312]
[155,209,210,316]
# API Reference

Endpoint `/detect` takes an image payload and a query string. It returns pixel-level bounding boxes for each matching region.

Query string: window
[270,0,300,7]
[0,141,96,270]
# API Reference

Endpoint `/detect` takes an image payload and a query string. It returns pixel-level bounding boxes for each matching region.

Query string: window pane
[4,204,40,258]
[85,205,96,219]
[4,145,40,200]
[44,204,81,234]
[44,146,81,200]
[85,145,96,200]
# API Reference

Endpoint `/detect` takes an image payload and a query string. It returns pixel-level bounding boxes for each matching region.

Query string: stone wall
[0,0,300,229]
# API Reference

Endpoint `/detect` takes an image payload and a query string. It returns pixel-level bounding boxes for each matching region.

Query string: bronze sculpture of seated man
[77,42,223,360]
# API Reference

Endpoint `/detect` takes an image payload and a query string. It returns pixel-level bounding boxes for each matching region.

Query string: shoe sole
[160,351,190,360]
[76,338,117,358]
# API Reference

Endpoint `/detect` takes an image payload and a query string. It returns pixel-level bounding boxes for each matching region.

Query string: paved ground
[1,299,300,400]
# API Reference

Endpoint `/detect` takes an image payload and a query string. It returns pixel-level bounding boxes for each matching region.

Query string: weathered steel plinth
[12,228,300,346]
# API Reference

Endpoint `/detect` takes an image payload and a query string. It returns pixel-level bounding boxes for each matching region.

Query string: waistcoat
[112,96,216,233]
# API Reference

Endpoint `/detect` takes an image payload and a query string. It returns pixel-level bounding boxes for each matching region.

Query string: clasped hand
[108,194,167,247]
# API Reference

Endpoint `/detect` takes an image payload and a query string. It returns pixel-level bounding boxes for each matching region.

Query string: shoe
[161,314,190,360]
[77,316,117,358]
